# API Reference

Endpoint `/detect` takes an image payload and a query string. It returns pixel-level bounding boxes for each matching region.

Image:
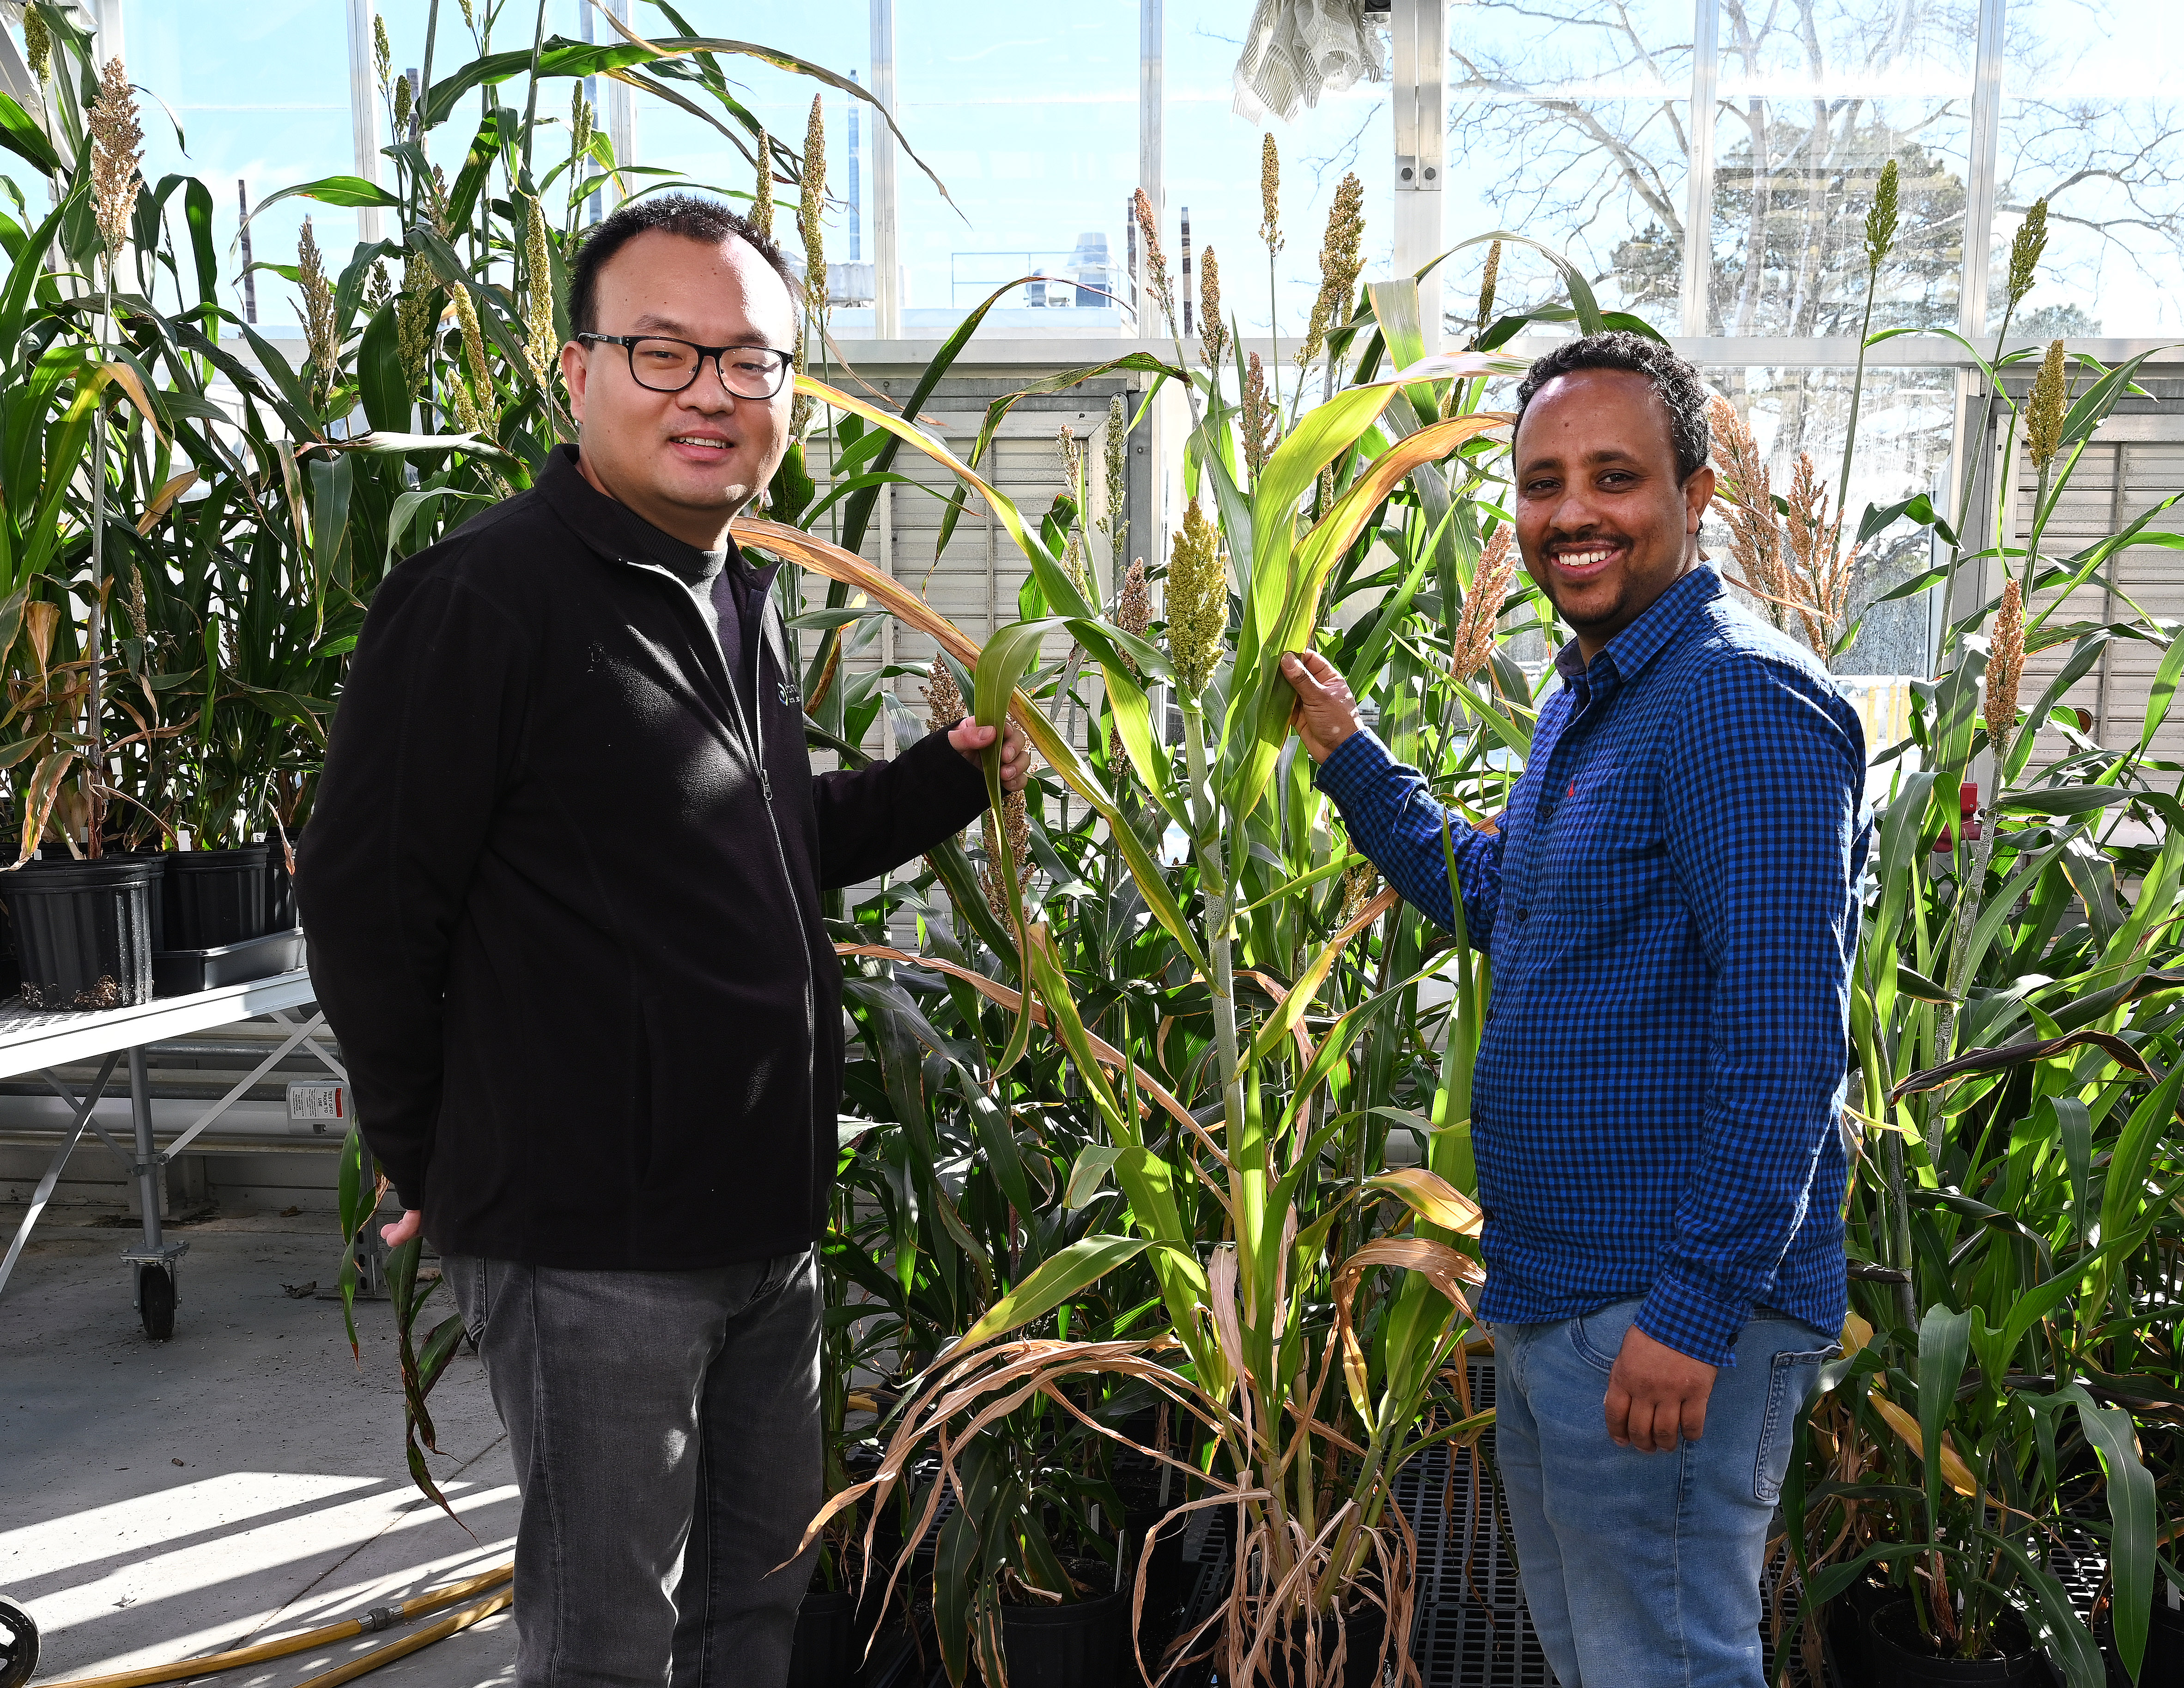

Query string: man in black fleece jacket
[297,194,1026,1688]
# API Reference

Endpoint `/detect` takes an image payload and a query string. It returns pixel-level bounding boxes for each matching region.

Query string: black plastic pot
[2098,1581,2184,1685]
[1260,1594,1392,1688]
[1824,1575,1902,1681]
[787,1588,855,1688]
[111,848,170,953]
[166,844,268,949]
[1866,1599,2056,1685]
[1120,1494,1189,1656]
[1,856,159,1009]
[1000,1587,1131,1688]
[266,832,300,931]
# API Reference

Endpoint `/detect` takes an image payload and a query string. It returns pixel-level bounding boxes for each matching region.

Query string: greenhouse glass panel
[131,0,352,329]
[1445,0,1693,337]
[1706,0,1974,338]
[1704,364,1957,675]
[607,0,870,275]
[1165,1,1392,343]
[892,0,1138,336]
[1988,0,2184,336]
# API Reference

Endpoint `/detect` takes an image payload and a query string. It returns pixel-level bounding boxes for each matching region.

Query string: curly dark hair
[1513,331,1712,484]
[566,192,802,336]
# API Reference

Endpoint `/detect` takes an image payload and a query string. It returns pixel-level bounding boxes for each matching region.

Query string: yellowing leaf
[135,470,199,535]
[1841,1312,1874,1356]
[1869,1389,1978,1497]
[1363,1167,1483,1237]
[100,361,170,444]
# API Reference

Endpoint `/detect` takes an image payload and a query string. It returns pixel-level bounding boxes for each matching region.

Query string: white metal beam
[1140,0,1164,224]
[606,0,635,201]
[1390,0,1448,352]
[1140,0,1167,563]
[1678,0,1719,337]
[1958,0,2007,342]
[346,0,383,245]
[870,0,899,338]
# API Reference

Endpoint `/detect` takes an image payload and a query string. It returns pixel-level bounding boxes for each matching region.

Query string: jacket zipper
[630,560,817,1120]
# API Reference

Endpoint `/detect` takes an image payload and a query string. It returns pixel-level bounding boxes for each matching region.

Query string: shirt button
[1514,903,1529,922]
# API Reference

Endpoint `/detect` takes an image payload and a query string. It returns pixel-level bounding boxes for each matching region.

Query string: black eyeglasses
[577,333,795,400]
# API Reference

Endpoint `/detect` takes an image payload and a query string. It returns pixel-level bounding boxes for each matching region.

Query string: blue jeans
[447,1250,822,1688]
[1492,1297,1836,1688]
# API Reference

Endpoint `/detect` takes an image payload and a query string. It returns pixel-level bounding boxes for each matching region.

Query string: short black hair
[1514,330,1712,484]
[566,191,802,337]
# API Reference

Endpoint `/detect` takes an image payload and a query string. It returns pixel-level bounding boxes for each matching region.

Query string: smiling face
[560,228,799,550]
[1512,368,1715,660]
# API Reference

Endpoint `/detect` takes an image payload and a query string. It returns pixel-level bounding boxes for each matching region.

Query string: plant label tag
[288,1081,346,1123]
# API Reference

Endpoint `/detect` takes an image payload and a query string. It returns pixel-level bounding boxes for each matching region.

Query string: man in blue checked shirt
[1282,332,1868,1687]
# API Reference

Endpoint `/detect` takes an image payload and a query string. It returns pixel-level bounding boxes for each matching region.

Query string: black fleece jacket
[297,446,988,1269]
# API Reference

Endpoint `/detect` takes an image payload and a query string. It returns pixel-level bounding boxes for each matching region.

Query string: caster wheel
[140,1263,176,1340]
[0,1594,38,1688]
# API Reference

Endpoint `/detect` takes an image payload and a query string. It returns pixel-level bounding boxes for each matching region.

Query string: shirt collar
[539,443,753,582]
[1550,565,1723,690]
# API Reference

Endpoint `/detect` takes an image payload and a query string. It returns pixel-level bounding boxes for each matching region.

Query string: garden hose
[280,1588,512,1688]
[43,1564,512,1688]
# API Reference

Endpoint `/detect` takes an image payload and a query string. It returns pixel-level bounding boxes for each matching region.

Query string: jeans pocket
[1754,1344,1838,1504]
[1568,1299,1641,1375]
[446,1255,491,1349]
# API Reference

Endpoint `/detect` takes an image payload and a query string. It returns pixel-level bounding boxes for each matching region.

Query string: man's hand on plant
[1605,1322,1717,1452]
[949,716,1032,795]
[381,1208,423,1248]
[1280,650,1365,765]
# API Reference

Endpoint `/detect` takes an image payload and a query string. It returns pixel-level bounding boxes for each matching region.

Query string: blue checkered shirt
[1315,567,1868,1365]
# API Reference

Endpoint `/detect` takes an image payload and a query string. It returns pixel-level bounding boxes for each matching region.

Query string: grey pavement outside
[0,1209,520,1688]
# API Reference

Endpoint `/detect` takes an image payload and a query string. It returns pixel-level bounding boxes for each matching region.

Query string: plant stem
[2024,461,2052,601]
[1832,262,1880,571]
[1936,309,2017,662]
[86,267,112,856]
[517,0,549,190]
[1182,697,1244,1147]
[1933,722,2009,1122]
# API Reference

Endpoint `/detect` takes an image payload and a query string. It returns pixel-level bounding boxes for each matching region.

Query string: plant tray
[1166,1360,1816,1688]
[152,927,304,997]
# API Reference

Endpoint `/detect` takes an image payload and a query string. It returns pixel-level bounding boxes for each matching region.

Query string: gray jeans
[447,1249,822,1688]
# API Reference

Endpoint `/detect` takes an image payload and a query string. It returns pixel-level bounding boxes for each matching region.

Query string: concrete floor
[0,1209,519,1688]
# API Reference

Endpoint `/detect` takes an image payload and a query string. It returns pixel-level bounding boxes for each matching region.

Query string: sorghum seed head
[1864,158,1899,272]
[1133,188,1174,331]
[1199,245,1229,370]
[1165,500,1228,697]
[570,83,594,162]
[524,194,557,389]
[922,655,965,733]
[1100,394,1130,559]
[23,8,50,80]
[1451,527,1516,683]
[89,57,144,263]
[1298,172,1365,373]
[2026,340,2067,470]
[1243,353,1276,483]
[800,95,827,307]
[397,247,434,399]
[1117,557,1152,642]
[1985,578,2025,745]
[750,125,775,245]
[1258,131,1282,257]
[2007,198,2049,312]
[297,218,339,410]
